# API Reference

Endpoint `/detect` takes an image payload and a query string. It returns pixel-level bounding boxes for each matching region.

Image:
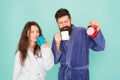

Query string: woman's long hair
[17,21,42,66]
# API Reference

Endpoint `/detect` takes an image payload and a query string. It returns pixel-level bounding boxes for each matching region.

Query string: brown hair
[17,21,42,66]
[55,8,71,21]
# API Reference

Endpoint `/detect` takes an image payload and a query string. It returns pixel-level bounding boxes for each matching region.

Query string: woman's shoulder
[15,50,21,57]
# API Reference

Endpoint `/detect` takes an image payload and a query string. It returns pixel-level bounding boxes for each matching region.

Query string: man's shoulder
[73,25,86,31]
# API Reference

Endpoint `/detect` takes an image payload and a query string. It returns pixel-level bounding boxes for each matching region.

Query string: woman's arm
[40,41,54,71]
[13,51,22,80]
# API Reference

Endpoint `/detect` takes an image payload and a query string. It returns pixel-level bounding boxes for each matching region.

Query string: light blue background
[0,0,120,80]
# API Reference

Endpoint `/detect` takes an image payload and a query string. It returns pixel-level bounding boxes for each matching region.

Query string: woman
[13,21,54,80]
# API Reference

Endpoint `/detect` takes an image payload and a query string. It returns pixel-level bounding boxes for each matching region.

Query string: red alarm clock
[86,25,98,38]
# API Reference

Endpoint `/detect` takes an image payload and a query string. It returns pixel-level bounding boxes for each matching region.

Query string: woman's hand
[41,40,50,48]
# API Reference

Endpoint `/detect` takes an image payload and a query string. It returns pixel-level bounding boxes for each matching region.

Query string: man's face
[57,15,71,30]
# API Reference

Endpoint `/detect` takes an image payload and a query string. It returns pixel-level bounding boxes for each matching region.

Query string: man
[52,8,105,80]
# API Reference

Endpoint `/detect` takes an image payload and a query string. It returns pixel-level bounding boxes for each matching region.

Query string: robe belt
[64,65,88,80]
[21,70,43,79]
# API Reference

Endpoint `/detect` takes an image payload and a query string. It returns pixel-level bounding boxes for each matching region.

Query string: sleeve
[88,30,105,51]
[51,38,62,64]
[13,51,22,80]
[41,47,54,71]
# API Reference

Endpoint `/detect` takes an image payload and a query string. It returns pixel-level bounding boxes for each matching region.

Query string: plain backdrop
[0,0,120,80]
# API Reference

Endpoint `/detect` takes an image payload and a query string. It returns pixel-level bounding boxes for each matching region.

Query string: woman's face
[27,25,39,43]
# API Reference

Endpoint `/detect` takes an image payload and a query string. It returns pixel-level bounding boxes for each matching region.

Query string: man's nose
[63,23,67,27]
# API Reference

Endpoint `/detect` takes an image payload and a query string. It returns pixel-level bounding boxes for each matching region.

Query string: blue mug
[36,36,46,46]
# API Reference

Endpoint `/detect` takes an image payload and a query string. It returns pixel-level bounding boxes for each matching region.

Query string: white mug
[61,31,70,40]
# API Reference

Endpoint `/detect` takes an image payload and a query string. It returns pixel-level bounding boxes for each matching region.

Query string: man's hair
[55,8,71,21]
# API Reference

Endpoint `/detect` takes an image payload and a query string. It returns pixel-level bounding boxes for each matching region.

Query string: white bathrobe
[13,47,54,80]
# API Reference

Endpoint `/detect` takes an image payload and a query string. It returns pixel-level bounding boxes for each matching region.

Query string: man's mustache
[60,25,72,35]
[60,26,70,31]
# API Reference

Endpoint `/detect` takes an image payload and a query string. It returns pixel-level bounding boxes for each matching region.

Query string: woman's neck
[29,42,36,52]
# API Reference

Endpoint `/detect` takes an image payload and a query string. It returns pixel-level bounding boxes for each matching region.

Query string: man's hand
[54,32,61,52]
[89,21,100,31]
[54,32,61,45]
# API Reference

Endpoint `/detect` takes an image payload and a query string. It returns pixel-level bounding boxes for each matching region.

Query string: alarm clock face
[87,27,95,35]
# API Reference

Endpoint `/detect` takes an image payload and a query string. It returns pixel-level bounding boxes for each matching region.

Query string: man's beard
[59,25,72,35]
